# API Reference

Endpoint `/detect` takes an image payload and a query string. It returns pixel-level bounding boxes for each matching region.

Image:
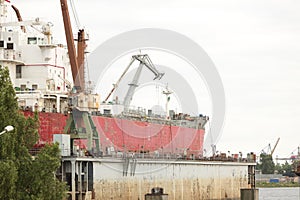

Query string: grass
[256,182,300,188]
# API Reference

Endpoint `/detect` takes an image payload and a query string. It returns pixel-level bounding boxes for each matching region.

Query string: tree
[281,161,292,173]
[0,65,20,199]
[281,161,294,176]
[274,163,282,174]
[257,153,275,174]
[274,161,295,176]
[0,66,67,199]
[17,144,67,200]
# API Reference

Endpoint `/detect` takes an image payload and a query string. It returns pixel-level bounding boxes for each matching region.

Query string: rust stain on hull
[94,177,247,200]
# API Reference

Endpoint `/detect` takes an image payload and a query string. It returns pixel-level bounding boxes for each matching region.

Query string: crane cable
[84,53,92,93]
[69,0,81,29]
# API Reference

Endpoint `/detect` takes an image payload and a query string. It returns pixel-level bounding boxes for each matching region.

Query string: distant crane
[274,146,300,176]
[276,146,300,162]
[271,137,280,156]
[259,137,280,157]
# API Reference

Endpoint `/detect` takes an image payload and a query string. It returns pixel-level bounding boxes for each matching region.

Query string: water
[259,187,300,200]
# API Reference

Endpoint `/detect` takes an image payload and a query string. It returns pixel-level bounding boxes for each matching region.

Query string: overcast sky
[12,0,300,160]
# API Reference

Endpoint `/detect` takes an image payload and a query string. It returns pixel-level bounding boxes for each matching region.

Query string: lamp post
[0,125,14,136]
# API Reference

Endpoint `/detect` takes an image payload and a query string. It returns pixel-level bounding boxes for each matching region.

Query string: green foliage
[257,153,275,174]
[256,181,300,188]
[0,160,17,199]
[0,66,67,199]
[17,144,68,200]
[281,161,293,174]
[274,161,294,175]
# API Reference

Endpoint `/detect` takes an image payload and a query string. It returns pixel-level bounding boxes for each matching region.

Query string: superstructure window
[20,84,26,91]
[32,84,38,90]
[0,41,4,48]
[16,65,22,78]
[103,109,111,115]
[38,37,44,44]
[6,43,13,49]
[28,37,37,44]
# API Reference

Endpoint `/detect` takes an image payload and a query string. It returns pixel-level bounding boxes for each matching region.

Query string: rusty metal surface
[94,178,246,200]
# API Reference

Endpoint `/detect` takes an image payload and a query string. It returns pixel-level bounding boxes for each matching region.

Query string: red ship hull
[24,111,205,156]
[93,116,204,156]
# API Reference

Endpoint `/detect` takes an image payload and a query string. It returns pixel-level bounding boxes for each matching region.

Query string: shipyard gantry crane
[276,147,300,162]
[60,0,100,156]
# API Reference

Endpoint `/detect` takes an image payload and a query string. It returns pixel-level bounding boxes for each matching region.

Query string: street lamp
[0,125,14,136]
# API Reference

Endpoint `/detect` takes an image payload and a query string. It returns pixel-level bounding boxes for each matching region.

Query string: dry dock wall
[91,158,253,200]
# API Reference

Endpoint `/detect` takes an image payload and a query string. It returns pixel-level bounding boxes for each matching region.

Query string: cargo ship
[2,0,207,160]
[1,0,256,199]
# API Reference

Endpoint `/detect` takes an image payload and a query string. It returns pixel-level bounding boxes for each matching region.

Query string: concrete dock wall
[92,159,253,200]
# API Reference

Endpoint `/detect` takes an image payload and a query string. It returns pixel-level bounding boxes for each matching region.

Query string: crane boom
[123,62,144,111]
[60,0,83,91]
[123,54,164,111]
[133,55,164,80]
[104,54,164,104]
[104,57,135,102]
[271,137,280,156]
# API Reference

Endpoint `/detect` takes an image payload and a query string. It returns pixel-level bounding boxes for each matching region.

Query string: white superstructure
[0,0,73,113]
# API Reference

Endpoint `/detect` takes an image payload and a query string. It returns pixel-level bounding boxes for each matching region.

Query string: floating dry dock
[60,155,256,200]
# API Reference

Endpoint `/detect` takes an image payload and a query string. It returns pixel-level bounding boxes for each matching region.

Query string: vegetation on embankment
[256,182,300,188]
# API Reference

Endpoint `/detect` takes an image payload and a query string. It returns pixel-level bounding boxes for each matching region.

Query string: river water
[259,187,300,200]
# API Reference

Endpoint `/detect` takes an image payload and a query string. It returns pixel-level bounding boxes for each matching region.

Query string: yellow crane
[270,137,280,156]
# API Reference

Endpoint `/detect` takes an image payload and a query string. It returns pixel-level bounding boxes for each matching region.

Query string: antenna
[162,84,172,119]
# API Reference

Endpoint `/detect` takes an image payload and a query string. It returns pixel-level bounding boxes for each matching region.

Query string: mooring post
[241,164,258,200]
[240,188,259,200]
[145,187,168,200]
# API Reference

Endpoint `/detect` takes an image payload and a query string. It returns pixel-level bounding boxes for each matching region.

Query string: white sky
[12,0,300,160]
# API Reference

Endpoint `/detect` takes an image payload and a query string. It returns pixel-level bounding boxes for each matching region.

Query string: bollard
[240,188,259,200]
[145,187,168,200]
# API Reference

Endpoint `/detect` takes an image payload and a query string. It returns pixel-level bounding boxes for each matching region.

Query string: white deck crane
[123,54,164,112]
[104,54,164,112]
